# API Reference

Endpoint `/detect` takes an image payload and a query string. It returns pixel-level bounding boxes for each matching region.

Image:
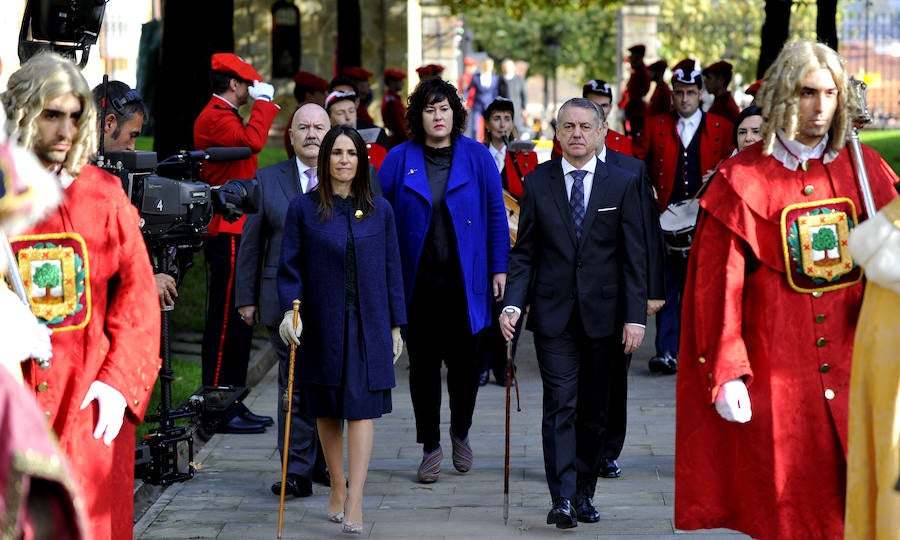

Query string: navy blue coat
[378,135,509,335]
[277,192,406,390]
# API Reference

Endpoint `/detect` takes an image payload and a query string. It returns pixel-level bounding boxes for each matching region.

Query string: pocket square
[596,206,617,212]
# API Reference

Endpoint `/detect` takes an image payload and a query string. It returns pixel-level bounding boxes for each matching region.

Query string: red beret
[416,64,445,76]
[582,79,613,99]
[341,66,373,80]
[292,71,329,91]
[210,53,261,83]
[648,60,668,72]
[628,44,646,56]
[463,57,477,67]
[703,61,733,76]
[746,78,764,96]
[384,68,406,80]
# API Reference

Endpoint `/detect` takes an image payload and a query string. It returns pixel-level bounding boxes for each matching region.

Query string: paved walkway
[134,327,749,539]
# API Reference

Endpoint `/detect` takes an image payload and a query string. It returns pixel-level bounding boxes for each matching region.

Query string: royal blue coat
[277,192,406,390]
[378,135,509,335]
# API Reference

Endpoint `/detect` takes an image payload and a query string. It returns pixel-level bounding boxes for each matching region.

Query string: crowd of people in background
[1,34,898,540]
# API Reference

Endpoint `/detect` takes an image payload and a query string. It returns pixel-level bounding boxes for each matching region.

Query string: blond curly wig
[1,53,97,176]
[757,40,857,156]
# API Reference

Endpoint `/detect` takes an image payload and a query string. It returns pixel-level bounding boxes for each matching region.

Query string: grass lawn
[859,130,900,177]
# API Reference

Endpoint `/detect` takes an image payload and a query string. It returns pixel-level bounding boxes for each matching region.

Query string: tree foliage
[450,0,823,97]
[459,4,620,83]
[33,263,61,289]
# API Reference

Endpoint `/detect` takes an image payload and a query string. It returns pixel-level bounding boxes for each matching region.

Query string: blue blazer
[378,136,509,335]
[277,192,406,390]
[236,159,383,328]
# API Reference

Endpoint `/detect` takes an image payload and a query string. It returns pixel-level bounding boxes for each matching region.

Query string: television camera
[98,149,260,485]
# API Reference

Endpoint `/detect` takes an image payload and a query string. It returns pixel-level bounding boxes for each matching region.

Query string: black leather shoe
[270,473,312,497]
[478,369,489,386]
[575,496,600,523]
[599,458,621,479]
[648,351,678,375]
[311,466,331,486]
[217,415,267,434]
[236,403,275,426]
[546,497,578,529]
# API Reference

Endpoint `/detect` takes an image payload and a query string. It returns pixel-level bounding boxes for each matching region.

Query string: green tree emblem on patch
[33,262,61,297]
[812,226,838,265]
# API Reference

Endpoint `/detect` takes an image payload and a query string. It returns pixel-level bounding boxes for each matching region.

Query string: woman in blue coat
[278,126,406,533]
[378,78,509,484]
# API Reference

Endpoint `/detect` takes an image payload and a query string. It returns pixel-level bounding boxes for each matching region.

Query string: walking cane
[503,307,522,526]
[277,299,301,538]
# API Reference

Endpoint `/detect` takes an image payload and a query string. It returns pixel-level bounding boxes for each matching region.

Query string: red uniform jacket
[708,91,740,123]
[648,84,673,116]
[633,112,734,212]
[15,165,161,540]
[381,90,408,148]
[193,95,279,234]
[675,143,899,539]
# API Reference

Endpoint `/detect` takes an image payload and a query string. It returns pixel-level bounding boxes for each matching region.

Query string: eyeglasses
[673,89,700,98]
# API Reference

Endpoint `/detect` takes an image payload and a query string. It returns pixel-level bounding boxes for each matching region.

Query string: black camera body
[100,148,258,246]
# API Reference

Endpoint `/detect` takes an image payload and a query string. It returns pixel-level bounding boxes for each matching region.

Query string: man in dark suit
[500,98,648,528]
[599,106,666,480]
[234,103,331,498]
[498,58,528,137]
[466,56,500,139]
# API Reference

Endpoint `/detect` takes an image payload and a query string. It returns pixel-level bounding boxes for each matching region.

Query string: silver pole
[847,77,877,220]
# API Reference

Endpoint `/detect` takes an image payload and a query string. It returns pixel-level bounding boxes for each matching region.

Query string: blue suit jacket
[277,192,406,390]
[378,136,509,335]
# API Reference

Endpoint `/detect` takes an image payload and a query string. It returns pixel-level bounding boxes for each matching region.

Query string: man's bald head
[290,103,331,166]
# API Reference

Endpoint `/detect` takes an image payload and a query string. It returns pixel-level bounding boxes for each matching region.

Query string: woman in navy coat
[278,126,406,533]
[378,78,509,484]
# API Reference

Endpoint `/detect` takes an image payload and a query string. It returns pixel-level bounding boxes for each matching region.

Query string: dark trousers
[201,234,253,387]
[654,250,689,356]
[269,329,325,478]
[534,309,618,501]
[601,352,630,460]
[406,279,480,449]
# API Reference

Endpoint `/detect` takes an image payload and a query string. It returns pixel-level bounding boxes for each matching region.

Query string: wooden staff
[277,299,301,538]
[503,307,522,526]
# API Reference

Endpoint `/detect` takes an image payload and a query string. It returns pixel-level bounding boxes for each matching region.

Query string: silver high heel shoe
[341,520,362,534]
[327,511,344,523]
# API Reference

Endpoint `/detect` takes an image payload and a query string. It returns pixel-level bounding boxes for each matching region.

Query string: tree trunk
[153,0,234,161]
[336,0,361,75]
[757,0,792,80]
[817,0,839,51]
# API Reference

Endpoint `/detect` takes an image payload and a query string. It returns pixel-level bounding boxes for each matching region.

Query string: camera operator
[2,52,160,540]
[193,53,279,433]
[91,80,178,309]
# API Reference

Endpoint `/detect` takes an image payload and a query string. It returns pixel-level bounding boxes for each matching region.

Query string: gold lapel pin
[354,210,363,219]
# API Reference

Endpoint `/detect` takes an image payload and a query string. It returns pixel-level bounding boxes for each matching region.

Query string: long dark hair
[315,125,374,220]
[405,78,467,144]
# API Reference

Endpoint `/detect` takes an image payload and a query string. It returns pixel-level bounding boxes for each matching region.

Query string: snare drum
[659,199,700,253]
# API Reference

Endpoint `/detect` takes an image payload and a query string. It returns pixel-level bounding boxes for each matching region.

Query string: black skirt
[300,303,392,420]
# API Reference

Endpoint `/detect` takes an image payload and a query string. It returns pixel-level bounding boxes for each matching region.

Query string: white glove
[279,310,303,346]
[248,81,275,102]
[29,323,53,363]
[391,327,403,364]
[849,203,900,295]
[715,378,752,423]
[80,380,127,445]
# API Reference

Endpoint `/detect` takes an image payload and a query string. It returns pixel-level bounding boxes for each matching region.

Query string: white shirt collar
[596,145,608,163]
[488,144,506,173]
[213,93,238,109]
[679,109,702,128]
[772,128,837,170]
[561,156,597,178]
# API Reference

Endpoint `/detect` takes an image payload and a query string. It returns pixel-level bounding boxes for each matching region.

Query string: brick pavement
[134,326,749,539]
